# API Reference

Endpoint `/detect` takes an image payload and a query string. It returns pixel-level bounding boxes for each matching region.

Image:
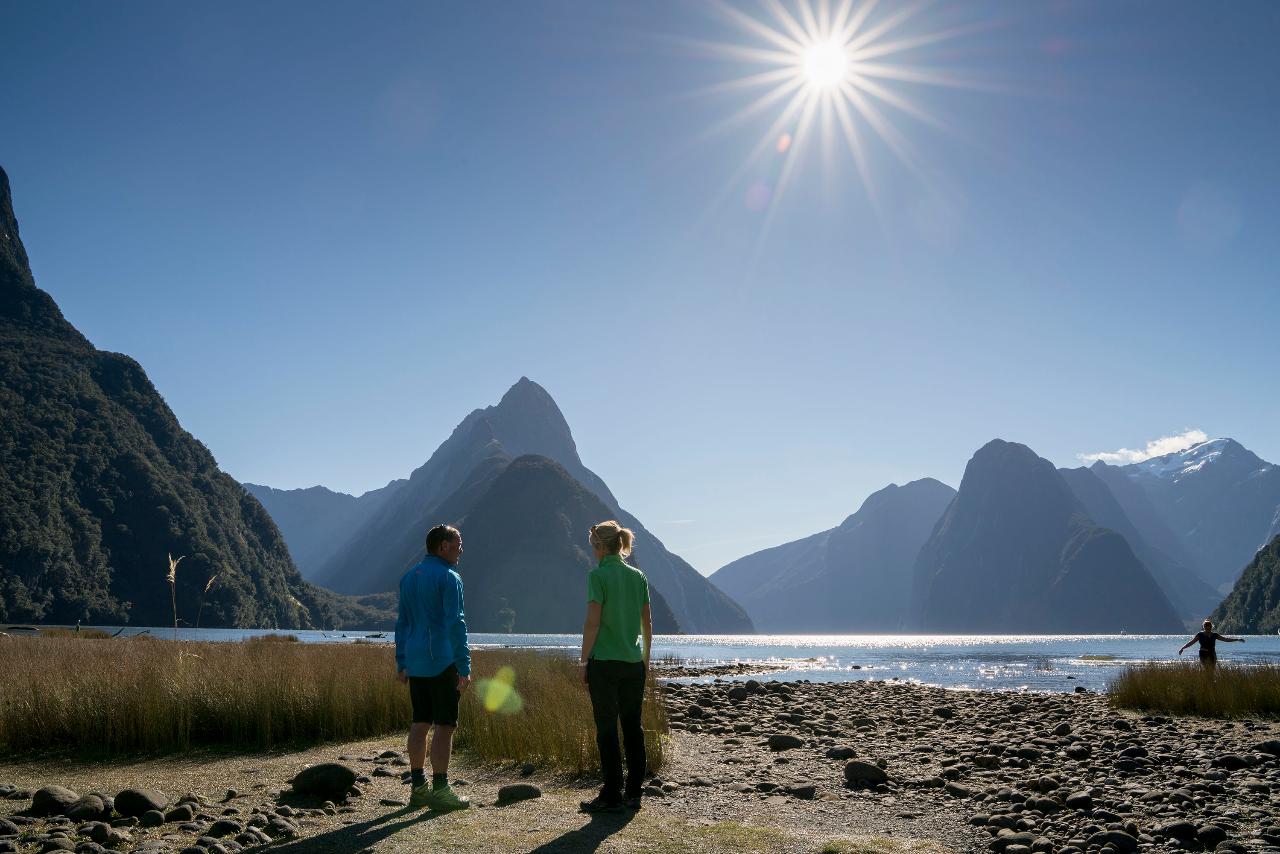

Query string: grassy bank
[0,638,666,770]
[1108,661,1280,717]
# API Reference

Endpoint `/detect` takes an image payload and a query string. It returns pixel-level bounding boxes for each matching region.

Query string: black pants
[587,659,646,800]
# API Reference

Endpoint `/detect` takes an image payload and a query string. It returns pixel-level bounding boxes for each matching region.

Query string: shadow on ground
[527,810,635,854]
[262,807,433,854]
[259,804,636,854]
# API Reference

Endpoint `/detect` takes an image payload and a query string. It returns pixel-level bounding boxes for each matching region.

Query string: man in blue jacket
[396,524,471,811]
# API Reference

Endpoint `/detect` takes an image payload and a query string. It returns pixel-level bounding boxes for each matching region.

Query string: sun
[685,0,993,229]
[802,39,848,89]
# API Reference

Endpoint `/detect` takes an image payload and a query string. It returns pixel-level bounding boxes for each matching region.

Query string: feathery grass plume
[195,574,217,630]
[165,553,184,640]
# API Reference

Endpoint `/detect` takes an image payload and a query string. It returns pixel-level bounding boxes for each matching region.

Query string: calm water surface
[23,627,1280,694]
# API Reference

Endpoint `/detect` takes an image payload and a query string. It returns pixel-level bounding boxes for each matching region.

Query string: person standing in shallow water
[579,520,653,814]
[395,524,471,812]
[1178,619,1245,667]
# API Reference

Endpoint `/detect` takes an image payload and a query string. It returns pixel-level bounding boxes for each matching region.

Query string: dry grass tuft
[0,639,667,771]
[245,633,301,643]
[1108,661,1280,717]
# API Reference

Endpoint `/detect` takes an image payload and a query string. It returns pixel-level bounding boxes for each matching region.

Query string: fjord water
[46,629,1280,693]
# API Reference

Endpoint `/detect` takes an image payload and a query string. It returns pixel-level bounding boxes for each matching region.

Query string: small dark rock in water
[519,762,536,777]
[66,796,110,822]
[767,734,804,751]
[32,787,80,817]
[843,760,888,787]
[290,763,357,799]
[496,784,542,805]
[115,790,168,819]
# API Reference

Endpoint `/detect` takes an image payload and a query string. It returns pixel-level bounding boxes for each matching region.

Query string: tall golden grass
[1108,661,1280,717]
[0,638,667,771]
[460,649,667,773]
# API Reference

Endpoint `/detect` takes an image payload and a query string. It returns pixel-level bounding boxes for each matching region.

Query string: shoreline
[3,680,1278,853]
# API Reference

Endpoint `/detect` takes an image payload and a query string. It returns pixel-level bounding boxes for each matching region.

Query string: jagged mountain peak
[0,166,82,341]
[1129,437,1268,481]
[841,478,954,526]
[0,166,30,277]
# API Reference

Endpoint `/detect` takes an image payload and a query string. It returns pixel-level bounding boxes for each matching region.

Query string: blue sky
[3,1,1278,574]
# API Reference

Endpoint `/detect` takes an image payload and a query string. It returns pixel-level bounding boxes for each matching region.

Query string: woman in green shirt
[579,520,653,813]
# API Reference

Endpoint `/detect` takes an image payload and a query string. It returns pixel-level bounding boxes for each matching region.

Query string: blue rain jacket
[395,555,471,677]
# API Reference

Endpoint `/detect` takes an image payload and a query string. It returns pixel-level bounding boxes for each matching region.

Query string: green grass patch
[0,638,666,771]
[1108,661,1280,717]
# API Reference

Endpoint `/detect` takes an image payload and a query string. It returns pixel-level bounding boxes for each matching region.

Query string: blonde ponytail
[589,520,634,557]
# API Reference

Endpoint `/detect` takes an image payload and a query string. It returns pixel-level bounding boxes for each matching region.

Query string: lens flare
[475,665,524,715]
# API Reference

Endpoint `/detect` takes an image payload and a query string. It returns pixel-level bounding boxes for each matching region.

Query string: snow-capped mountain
[1093,439,1280,592]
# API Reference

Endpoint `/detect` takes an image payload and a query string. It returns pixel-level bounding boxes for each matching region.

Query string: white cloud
[1078,429,1209,465]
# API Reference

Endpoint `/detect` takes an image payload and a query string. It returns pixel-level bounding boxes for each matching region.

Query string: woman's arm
[1178,635,1197,654]
[641,603,653,668]
[581,601,602,663]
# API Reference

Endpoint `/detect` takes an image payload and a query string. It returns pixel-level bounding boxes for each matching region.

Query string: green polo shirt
[587,554,650,663]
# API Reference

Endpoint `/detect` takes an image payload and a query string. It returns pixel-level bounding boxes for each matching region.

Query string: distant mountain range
[714,437,1280,634]
[0,166,392,629]
[1093,439,1280,593]
[711,479,955,632]
[249,378,753,634]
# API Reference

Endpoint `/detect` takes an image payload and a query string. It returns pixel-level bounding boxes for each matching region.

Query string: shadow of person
[261,806,439,854]
[525,809,636,854]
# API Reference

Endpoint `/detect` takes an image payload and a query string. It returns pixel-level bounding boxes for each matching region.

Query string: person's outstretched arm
[1178,635,1197,654]
[1218,633,1246,643]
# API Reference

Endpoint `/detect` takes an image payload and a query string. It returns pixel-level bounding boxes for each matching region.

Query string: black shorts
[409,665,460,726]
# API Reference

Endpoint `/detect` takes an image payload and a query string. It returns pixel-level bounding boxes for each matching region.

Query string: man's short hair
[426,524,460,555]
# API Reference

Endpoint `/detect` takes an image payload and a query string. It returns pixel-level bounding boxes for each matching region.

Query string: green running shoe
[426,784,470,812]
[408,783,434,809]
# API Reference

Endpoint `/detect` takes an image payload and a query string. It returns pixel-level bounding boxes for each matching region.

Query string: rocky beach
[2,680,1278,853]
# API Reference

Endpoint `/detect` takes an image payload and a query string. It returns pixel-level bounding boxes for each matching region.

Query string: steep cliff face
[0,166,385,628]
[1212,534,1280,634]
[911,440,1183,633]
